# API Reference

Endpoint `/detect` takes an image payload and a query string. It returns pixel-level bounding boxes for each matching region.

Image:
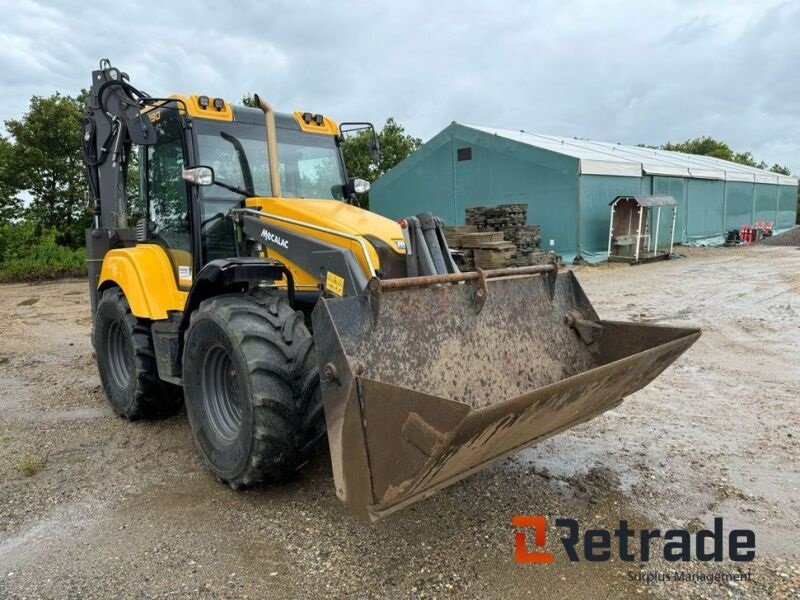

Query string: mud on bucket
[311,267,700,521]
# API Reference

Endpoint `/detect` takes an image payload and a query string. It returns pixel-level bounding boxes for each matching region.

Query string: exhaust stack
[254,94,282,198]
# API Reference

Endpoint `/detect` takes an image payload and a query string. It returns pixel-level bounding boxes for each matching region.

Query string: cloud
[1,0,797,172]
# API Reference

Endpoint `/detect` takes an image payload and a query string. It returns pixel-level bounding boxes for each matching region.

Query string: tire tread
[187,293,324,486]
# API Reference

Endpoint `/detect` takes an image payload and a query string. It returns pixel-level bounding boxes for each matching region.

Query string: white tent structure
[467,127,798,185]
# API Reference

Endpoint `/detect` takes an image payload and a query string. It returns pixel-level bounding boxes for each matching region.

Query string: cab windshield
[195,122,346,200]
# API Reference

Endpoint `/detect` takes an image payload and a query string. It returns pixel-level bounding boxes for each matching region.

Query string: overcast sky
[2,0,798,172]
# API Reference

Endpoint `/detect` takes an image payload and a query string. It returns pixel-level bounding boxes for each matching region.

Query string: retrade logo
[513,517,755,564]
[512,516,554,563]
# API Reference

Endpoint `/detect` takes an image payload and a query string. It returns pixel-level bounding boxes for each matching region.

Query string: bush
[0,221,87,282]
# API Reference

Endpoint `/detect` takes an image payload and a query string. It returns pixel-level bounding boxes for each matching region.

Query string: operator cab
[140,98,358,290]
[194,108,347,263]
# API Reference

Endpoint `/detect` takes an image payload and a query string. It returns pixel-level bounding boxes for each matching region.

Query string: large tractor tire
[182,293,324,487]
[94,288,182,419]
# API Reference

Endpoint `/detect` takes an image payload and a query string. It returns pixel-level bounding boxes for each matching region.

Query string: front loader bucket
[311,267,700,521]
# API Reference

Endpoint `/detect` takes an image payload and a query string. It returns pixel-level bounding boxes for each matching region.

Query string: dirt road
[0,245,798,598]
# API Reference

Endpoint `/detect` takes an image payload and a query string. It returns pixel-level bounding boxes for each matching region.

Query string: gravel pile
[760,226,800,246]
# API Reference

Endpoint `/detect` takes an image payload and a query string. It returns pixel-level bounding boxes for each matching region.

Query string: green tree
[769,164,792,175]
[241,94,259,108]
[659,136,786,171]
[341,118,422,208]
[126,149,142,222]
[341,117,422,180]
[0,136,22,222]
[5,93,89,247]
[662,137,735,161]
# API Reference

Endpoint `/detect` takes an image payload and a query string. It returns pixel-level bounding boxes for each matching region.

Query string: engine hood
[245,197,405,248]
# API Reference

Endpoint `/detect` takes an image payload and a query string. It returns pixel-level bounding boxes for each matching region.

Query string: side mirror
[347,177,370,195]
[339,122,381,164]
[182,166,214,186]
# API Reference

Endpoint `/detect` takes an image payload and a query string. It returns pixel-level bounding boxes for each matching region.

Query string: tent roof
[463,125,798,186]
[611,195,677,207]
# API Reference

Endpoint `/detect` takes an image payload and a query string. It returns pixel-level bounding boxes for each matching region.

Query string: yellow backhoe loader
[83,60,699,521]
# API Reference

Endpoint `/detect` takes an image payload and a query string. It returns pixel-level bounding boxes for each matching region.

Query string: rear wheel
[94,288,182,419]
[182,293,324,487]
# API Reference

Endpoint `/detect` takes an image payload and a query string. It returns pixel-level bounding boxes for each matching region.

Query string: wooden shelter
[607,195,677,264]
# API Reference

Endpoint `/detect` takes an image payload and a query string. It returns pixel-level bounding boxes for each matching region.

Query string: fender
[98,244,188,320]
[150,258,294,384]
[179,257,294,331]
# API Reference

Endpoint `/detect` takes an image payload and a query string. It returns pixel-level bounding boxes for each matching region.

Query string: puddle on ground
[0,500,103,564]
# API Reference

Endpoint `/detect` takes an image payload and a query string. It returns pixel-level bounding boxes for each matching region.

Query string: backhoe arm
[83,59,156,230]
[82,59,158,313]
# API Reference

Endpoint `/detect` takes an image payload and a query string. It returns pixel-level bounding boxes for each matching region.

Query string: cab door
[144,110,194,289]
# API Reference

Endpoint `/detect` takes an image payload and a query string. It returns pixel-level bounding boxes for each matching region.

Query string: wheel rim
[107,320,132,389]
[201,345,243,443]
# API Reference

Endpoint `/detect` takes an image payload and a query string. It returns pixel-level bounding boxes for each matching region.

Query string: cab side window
[146,111,193,287]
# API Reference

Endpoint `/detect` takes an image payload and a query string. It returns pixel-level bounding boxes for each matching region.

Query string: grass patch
[0,434,12,443]
[15,454,46,477]
[17,297,39,306]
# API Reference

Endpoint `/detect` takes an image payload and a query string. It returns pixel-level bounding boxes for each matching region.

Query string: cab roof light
[314,113,324,126]
[212,98,224,111]
[302,112,313,124]
[198,95,210,109]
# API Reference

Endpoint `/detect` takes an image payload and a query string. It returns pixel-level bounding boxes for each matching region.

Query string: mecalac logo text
[513,517,755,563]
[260,227,289,250]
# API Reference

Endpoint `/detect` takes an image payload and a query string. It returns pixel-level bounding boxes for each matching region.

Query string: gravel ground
[0,245,798,599]
[761,225,800,246]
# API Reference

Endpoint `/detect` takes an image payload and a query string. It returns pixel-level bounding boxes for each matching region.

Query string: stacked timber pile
[466,204,527,229]
[473,240,516,269]
[513,247,558,267]
[506,226,540,249]
[444,205,557,270]
[467,203,525,228]
[459,231,503,247]
[458,231,502,271]
[443,225,478,248]
[466,205,541,249]
[462,204,546,268]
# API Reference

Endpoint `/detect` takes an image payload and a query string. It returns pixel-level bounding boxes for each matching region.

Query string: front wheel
[182,293,325,487]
